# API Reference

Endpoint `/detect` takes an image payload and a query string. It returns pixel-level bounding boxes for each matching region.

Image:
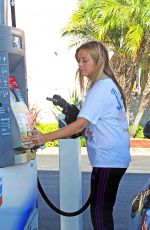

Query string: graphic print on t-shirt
[111,88,123,111]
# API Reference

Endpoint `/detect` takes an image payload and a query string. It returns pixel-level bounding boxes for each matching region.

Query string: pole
[59,138,83,230]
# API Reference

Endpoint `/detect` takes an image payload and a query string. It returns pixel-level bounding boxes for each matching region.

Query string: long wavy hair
[75,40,126,110]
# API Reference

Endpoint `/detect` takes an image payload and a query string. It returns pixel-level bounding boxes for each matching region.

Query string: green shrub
[129,124,145,138]
[36,123,59,147]
[36,123,87,147]
[135,125,145,138]
[80,136,86,147]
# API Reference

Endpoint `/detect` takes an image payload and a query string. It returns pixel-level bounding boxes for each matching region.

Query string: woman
[32,41,131,230]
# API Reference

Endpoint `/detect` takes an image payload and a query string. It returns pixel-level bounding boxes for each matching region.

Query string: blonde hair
[75,41,126,110]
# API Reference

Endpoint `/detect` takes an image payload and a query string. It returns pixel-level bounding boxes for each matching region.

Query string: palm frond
[125,25,144,56]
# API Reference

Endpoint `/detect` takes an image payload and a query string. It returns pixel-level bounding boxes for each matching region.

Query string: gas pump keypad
[0,52,10,120]
[0,53,7,64]
[0,53,8,75]
[0,65,8,75]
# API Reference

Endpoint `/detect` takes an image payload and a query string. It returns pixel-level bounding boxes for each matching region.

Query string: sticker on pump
[9,76,24,102]
[9,77,34,149]
[11,101,34,146]
[9,75,19,89]
[10,90,17,102]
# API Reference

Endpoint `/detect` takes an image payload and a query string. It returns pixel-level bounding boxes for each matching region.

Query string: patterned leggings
[90,167,127,230]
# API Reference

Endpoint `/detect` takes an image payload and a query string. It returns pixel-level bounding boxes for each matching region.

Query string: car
[129,179,150,229]
[143,120,150,139]
[129,121,150,230]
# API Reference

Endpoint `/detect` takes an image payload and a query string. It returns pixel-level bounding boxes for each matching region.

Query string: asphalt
[36,147,150,230]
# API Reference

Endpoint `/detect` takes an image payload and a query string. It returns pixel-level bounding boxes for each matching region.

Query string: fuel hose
[38,96,91,216]
[38,177,91,217]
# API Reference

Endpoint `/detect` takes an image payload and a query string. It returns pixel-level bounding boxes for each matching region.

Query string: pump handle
[46,95,82,138]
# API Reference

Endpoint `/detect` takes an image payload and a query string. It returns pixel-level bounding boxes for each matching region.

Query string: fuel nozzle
[46,94,80,123]
[47,94,82,138]
[47,95,71,111]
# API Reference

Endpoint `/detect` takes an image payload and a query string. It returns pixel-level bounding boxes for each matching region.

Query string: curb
[130,148,150,156]
[36,147,150,156]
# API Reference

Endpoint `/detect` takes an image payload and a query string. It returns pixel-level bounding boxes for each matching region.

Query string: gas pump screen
[12,35,22,49]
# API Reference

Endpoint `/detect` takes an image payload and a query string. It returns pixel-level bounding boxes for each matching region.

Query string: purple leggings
[90,167,126,230]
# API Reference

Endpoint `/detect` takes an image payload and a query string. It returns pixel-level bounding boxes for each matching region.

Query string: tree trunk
[130,92,150,137]
[130,34,150,138]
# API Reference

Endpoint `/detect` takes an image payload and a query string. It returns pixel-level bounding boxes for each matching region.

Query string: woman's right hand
[32,129,47,146]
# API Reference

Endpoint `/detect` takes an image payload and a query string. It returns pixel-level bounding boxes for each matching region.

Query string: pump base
[0,159,38,230]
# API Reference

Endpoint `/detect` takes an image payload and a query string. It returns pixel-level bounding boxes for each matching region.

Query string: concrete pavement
[37,147,150,156]
[36,147,150,230]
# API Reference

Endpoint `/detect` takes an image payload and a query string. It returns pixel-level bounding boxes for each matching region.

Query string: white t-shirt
[78,78,131,168]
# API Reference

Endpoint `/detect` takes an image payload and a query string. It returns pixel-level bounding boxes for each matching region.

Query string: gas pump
[0,1,38,229]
